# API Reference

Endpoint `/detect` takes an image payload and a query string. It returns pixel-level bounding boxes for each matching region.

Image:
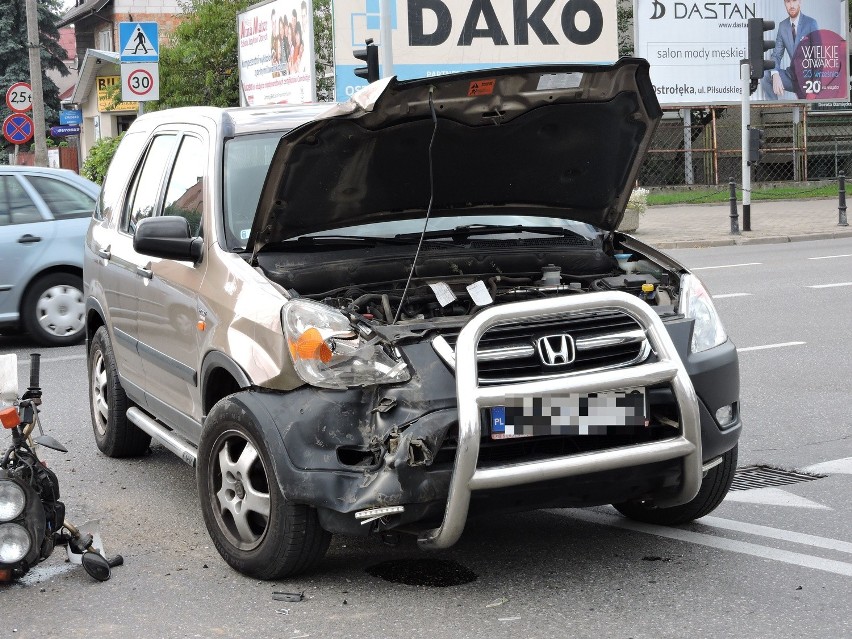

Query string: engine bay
[257,235,682,325]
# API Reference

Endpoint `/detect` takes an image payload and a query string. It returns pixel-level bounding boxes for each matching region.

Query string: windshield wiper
[287,235,431,247]
[394,224,586,241]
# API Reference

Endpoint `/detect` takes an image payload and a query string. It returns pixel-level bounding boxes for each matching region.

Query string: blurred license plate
[490,389,647,439]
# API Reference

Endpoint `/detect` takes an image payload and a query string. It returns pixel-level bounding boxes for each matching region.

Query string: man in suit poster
[760,0,819,99]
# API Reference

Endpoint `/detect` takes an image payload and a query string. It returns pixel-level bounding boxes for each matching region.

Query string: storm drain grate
[730,465,825,492]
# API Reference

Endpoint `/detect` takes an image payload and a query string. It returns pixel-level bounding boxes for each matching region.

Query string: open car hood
[250,58,661,253]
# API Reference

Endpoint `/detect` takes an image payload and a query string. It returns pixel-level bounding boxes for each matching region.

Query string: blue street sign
[59,110,82,125]
[50,125,81,137]
[119,22,159,62]
[3,113,34,145]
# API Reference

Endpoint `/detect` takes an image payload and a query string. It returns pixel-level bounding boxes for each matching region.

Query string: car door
[98,133,179,396]
[135,129,209,439]
[0,173,54,325]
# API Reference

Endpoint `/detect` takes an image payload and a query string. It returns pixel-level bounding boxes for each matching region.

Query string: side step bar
[127,407,198,467]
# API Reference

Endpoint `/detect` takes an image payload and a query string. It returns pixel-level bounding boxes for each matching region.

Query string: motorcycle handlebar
[28,353,40,390]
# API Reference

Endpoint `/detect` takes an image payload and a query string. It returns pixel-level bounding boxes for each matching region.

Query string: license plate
[490,389,647,439]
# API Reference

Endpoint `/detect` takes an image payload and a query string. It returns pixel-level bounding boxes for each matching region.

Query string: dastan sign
[332,0,618,101]
[634,0,849,106]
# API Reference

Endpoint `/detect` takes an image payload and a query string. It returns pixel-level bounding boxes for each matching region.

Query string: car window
[162,136,205,237]
[26,176,95,219]
[223,132,284,250]
[96,131,147,222]
[0,175,42,225]
[121,134,177,234]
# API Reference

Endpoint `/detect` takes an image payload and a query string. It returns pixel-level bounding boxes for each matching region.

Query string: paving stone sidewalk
[628,197,852,249]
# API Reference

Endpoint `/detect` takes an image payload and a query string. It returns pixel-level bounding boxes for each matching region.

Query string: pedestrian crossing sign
[119,22,159,62]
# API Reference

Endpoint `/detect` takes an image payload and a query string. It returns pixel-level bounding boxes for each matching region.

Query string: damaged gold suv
[84,59,741,579]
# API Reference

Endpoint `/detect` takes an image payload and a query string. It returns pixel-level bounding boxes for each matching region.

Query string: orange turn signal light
[0,568,11,582]
[290,327,333,363]
[0,406,20,429]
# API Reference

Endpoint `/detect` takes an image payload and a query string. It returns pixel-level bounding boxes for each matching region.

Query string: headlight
[0,523,31,564]
[678,274,727,353]
[0,480,26,522]
[282,299,411,390]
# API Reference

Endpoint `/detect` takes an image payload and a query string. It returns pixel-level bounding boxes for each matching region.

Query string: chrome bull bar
[418,291,702,549]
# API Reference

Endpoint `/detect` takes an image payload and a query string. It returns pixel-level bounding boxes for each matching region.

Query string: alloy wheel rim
[91,350,108,437]
[36,285,84,338]
[210,432,271,551]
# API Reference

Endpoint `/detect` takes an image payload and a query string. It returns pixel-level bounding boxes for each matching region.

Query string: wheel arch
[200,350,252,416]
[85,296,107,351]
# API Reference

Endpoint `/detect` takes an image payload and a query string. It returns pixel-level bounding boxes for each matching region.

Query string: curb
[643,230,852,249]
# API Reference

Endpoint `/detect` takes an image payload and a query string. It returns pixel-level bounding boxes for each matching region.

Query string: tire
[613,444,738,526]
[88,326,151,457]
[198,396,330,580]
[22,273,85,346]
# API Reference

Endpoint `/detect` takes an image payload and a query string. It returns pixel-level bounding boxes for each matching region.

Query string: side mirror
[133,216,203,262]
[81,552,112,581]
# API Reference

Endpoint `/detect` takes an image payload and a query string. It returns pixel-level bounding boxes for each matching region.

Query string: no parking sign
[3,113,34,145]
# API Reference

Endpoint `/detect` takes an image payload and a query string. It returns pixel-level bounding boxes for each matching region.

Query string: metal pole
[839,173,848,227]
[683,108,694,185]
[740,60,751,232]
[379,0,394,78]
[729,179,740,234]
[25,0,48,167]
[792,106,801,181]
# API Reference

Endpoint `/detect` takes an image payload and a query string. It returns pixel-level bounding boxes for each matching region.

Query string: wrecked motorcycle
[0,353,122,582]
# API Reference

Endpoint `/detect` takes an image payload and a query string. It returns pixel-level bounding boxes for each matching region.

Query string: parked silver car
[0,166,98,346]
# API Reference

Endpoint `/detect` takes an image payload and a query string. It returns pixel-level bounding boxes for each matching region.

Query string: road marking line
[802,457,852,475]
[15,354,85,365]
[724,487,830,510]
[691,262,762,271]
[807,254,852,260]
[700,516,852,554]
[737,342,806,352]
[714,293,753,299]
[562,509,852,577]
[807,282,852,289]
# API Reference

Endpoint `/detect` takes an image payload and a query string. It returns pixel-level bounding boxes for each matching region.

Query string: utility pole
[25,0,48,167]
[379,0,394,79]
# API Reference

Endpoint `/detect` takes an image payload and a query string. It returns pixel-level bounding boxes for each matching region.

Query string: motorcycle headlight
[282,299,411,390]
[678,273,727,353]
[0,480,26,522]
[0,523,31,564]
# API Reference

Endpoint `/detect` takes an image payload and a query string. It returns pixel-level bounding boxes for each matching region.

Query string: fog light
[0,523,32,564]
[715,404,734,427]
[0,480,26,522]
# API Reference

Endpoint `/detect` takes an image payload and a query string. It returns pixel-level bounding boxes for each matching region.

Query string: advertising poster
[96,76,138,113]
[332,0,619,102]
[634,0,849,106]
[238,0,317,105]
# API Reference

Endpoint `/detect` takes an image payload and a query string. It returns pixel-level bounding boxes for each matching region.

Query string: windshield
[223,132,285,250]
[299,216,602,242]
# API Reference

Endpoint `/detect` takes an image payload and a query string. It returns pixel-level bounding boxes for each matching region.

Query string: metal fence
[638,105,852,187]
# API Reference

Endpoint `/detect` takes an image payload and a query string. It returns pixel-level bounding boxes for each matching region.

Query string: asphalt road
[1,238,851,638]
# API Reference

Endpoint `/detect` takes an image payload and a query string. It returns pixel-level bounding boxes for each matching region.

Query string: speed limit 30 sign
[121,63,159,102]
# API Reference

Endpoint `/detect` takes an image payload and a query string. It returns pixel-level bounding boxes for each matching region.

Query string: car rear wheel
[613,444,738,525]
[22,273,85,346]
[89,326,151,457]
[199,396,330,579]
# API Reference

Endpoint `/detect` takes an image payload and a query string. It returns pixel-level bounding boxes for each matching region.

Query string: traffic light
[354,38,379,84]
[748,127,766,164]
[748,18,776,92]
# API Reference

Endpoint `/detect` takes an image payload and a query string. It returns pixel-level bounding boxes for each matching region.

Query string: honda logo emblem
[536,334,575,367]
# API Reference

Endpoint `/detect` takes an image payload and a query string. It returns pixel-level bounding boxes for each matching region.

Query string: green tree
[81,134,124,185]
[0,0,68,163]
[314,0,333,100]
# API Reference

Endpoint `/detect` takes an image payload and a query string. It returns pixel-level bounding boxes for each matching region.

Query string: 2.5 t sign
[5,82,33,113]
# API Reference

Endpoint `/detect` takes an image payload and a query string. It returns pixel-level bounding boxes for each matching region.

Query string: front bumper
[243,291,741,543]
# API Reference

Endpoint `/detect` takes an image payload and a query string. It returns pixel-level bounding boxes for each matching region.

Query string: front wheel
[613,445,738,525]
[198,395,330,579]
[22,273,85,346]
